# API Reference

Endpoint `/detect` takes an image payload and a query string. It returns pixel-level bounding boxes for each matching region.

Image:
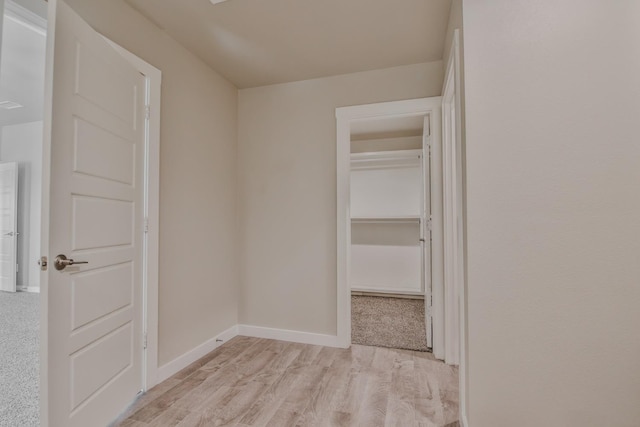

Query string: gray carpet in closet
[0,291,39,427]
[351,295,429,352]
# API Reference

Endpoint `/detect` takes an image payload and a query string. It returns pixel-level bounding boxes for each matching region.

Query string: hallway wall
[238,62,443,335]
[463,1,640,425]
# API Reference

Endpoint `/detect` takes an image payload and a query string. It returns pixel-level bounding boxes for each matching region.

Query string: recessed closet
[349,113,431,351]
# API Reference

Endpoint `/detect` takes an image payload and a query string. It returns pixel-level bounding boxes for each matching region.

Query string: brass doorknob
[54,254,89,271]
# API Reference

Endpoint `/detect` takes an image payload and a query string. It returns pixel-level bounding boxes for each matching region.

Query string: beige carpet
[351,295,429,352]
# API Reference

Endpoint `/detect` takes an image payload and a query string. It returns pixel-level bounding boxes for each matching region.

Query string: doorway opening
[0,0,46,425]
[349,113,431,351]
[336,97,445,351]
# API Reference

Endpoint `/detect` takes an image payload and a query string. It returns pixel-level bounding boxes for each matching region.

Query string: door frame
[443,28,467,423]
[104,38,162,391]
[0,162,19,293]
[39,2,161,424]
[335,97,443,349]
[442,30,463,367]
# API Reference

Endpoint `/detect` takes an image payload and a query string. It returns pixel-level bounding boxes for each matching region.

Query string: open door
[45,1,146,425]
[441,47,462,365]
[0,162,18,293]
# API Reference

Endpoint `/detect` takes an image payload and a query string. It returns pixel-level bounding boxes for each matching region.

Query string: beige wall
[463,1,640,426]
[238,62,443,334]
[65,0,239,365]
[443,0,462,76]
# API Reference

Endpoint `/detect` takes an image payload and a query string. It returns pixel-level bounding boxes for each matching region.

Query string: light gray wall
[65,0,239,366]
[463,1,640,425]
[0,121,42,291]
[237,61,443,334]
[13,0,47,18]
[0,0,4,68]
[0,1,47,128]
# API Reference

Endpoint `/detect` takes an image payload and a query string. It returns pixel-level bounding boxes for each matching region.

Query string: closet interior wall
[350,124,428,296]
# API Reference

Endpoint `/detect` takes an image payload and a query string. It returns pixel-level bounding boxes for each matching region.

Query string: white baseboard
[153,324,339,386]
[24,286,40,293]
[156,324,238,384]
[238,324,340,348]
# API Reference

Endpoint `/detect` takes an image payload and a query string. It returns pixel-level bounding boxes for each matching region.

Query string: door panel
[70,323,133,410]
[47,1,145,425]
[0,162,18,292]
[74,117,135,185]
[71,196,134,250]
[75,42,137,126]
[71,262,133,330]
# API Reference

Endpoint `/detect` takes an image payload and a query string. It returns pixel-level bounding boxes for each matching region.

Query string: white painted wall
[350,162,423,293]
[0,120,42,291]
[238,61,443,334]
[65,0,239,366]
[12,0,46,18]
[0,1,47,127]
[350,166,422,218]
[0,0,5,67]
[463,1,640,425]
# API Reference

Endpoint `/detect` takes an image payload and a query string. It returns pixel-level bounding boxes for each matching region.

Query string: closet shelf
[351,215,422,224]
[350,149,422,171]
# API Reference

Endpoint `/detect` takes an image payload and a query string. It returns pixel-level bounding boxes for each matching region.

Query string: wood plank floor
[111,336,459,427]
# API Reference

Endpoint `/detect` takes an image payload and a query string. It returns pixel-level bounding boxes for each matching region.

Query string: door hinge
[16,263,18,273]
[426,304,433,317]
[144,217,149,234]
[143,332,148,349]
[145,105,151,120]
[427,217,433,230]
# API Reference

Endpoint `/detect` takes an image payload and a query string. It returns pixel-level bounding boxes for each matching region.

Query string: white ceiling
[0,3,47,127]
[125,0,452,88]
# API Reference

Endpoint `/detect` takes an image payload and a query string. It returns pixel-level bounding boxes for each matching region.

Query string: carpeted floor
[351,295,429,351]
[0,291,39,427]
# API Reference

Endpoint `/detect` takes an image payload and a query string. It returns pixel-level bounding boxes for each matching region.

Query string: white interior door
[422,117,432,348]
[0,162,18,293]
[46,1,145,425]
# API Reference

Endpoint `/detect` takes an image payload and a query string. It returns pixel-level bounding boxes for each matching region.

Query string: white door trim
[0,162,19,293]
[40,2,161,425]
[335,97,443,349]
[104,39,162,392]
[40,2,58,422]
[442,30,463,361]
[443,28,467,423]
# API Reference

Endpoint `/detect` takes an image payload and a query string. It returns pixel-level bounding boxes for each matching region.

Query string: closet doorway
[336,97,444,355]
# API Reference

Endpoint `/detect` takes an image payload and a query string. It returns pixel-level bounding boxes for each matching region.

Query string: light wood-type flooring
[112,336,459,427]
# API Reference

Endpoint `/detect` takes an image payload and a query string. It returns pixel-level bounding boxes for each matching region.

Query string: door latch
[38,256,48,271]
